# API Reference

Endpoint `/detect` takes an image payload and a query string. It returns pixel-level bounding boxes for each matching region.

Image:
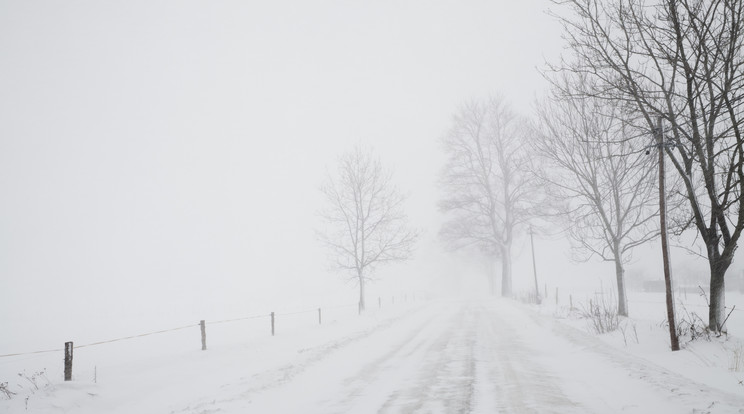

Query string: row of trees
[550,0,744,333]
[316,0,743,337]
[315,91,658,324]
[439,0,744,334]
[438,92,658,319]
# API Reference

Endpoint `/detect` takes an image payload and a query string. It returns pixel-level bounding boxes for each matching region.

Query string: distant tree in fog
[531,75,658,316]
[318,146,418,311]
[439,97,536,297]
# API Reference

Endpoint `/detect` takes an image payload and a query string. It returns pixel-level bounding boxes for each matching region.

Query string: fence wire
[0,303,360,358]
[207,314,269,325]
[75,323,199,349]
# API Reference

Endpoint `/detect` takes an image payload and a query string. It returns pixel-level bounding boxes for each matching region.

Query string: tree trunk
[488,261,496,295]
[709,258,728,332]
[500,244,512,297]
[358,270,366,312]
[614,255,628,317]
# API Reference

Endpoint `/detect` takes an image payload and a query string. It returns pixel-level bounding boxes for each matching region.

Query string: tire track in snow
[474,303,583,413]
[176,305,432,414]
[321,306,472,413]
[180,299,744,414]
[374,306,477,414]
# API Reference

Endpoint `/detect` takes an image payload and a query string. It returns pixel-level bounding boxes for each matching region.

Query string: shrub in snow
[0,382,15,400]
[17,369,49,393]
[579,294,619,334]
[0,369,52,403]
[729,342,744,372]
[675,303,711,344]
[618,320,639,346]
[3,369,54,410]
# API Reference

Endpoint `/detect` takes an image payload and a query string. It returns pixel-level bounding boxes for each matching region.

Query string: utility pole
[529,225,541,304]
[654,116,680,351]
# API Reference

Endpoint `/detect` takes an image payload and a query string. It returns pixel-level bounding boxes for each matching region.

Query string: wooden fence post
[318,308,322,325]
[556,288,559,305]
[378,296,381,309]
[64,341,73,381]
[200,320,207,351]
[271,312,275,336]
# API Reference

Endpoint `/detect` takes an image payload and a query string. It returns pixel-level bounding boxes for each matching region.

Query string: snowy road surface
[177,300,744,414]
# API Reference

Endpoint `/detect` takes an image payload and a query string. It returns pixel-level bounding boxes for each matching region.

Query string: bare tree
[318,146,418,311]
[551,0,744,332]
[439,97,534,297]
[531,76,659,316]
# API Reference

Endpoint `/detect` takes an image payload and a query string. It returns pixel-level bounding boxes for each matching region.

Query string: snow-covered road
[178,300,744,414]
[5,299,744,413]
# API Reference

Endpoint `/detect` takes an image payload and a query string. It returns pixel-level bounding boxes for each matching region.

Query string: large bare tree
[318,146,418,311]
[531,76,659,316]
[551,0,744,332]
[439,97,534,297]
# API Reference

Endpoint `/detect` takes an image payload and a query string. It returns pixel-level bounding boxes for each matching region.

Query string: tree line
[316,0,744,343]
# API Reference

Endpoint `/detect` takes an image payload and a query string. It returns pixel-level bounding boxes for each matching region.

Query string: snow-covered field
[2,295,744,413]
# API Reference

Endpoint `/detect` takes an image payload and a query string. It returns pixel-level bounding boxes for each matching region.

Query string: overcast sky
[1,0,694,351]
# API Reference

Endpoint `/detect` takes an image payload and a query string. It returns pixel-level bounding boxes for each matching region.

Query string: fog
[0,0,737,356]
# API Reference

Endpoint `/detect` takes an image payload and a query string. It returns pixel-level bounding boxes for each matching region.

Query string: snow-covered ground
[2,296,744,413]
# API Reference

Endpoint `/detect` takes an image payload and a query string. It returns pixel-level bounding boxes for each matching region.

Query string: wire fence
[0,309,320,359]
[518,284,744,316]
[0,294,420,383]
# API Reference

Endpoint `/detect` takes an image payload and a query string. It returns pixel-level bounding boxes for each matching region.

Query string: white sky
[1,0,720,351]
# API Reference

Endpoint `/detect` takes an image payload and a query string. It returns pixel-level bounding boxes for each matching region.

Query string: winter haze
[3,0,744,413]
[0,0,563,348]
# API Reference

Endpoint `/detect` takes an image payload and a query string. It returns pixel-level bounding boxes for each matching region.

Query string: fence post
[378,296,381,309]
[318,308,322,325]
[64,341,73,381]
[200,320,207,351]
[392,296,395,305]
[544,283,548,298]
[570,294,573,310]
[556,287,559,305]
[271,312,275,336]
